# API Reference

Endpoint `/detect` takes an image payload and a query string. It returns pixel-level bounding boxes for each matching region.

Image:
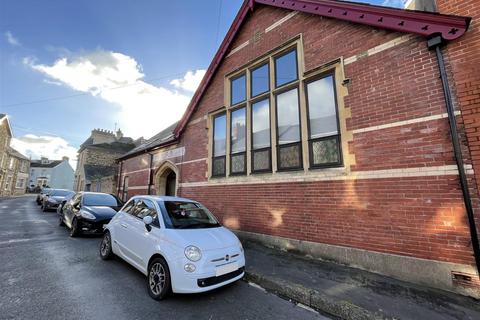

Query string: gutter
[428,35,480,278]
[147,153,154,195]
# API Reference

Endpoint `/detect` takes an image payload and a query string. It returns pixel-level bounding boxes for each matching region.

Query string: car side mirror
[143,216,153,232]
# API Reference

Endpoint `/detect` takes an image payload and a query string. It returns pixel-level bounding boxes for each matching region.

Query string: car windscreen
[162,201,220,229]
[51,190,74,197]
[83,194,121,207]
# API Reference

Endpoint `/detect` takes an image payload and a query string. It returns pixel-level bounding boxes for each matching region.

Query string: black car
[59,192,123,237]
[41,189,75,212]
[56,192,76,215]
[36,188,51,205]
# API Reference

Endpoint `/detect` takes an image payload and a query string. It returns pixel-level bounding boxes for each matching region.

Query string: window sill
[205,166,347,185]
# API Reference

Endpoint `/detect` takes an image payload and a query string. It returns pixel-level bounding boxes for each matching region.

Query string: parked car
[56,192,76,215]
[59,192,123,237]
[36,188,51,205]
[41,189,75,212]
[100,196,245,300]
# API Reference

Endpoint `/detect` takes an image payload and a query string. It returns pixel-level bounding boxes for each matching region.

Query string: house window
[16,178,25,189]
[275,49,298,88]
[306,74,342,167]
[230,107,246,175]
[276,88,302,170]
[211,40,342,178]
[231,74,246,105]
[251,63,269,97]
[212,113,227,177]
[5,176,12,190]
[8,158,15,170]
[251,98,271,172]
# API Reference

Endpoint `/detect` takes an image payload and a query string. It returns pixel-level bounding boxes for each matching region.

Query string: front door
[165,171,176,196]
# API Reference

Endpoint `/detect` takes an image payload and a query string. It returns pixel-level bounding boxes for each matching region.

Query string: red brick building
[117,0,480,297]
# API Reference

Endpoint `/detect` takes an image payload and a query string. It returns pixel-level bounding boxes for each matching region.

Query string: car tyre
[58,215,64,227]
[70,218,80,237]
[147,257,171,300]
[99,231,113,260]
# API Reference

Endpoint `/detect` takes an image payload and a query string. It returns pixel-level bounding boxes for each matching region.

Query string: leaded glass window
[230,107,246,174]
[212,113,226,176]
[252,98,271,172]
[276,88,302,170]
[306,75,341,168]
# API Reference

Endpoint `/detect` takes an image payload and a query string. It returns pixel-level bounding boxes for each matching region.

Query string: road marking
[0,238,34,245]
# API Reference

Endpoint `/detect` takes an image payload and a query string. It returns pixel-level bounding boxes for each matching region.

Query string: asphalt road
[0,196,328,320]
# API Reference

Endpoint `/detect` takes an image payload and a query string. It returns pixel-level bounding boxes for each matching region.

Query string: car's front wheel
[70,218,80,237]
[147,257,171,300]
[100,231,113,260]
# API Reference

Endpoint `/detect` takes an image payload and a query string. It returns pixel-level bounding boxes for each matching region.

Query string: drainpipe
[428,35,480,278]
[147,153,154,195]
[117,161,123,198]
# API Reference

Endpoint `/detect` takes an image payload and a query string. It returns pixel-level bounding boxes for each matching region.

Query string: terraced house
[75,128,140,193]
[117,0,480,297]
[0,114,30,196]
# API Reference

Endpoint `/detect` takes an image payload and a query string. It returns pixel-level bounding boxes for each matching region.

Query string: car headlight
[184,245,202,262]
[79,210,96,220]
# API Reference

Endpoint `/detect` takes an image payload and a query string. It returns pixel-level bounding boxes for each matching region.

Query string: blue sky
[0,0,404,164]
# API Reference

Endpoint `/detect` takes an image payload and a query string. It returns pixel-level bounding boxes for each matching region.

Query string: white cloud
[5,31,21,46]
[170,70,206,92]
[24,49,205,139]
[11,134,78,169]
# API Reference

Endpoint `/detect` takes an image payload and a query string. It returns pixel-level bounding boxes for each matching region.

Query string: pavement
[242,240,480,320]
[0,196,328,320]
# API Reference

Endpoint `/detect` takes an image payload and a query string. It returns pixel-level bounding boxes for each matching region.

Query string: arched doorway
[154,161,178,196]
[165,170,176,196]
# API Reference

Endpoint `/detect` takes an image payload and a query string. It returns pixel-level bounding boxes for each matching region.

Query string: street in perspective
[0,196,326,320]
[1,0,480,319]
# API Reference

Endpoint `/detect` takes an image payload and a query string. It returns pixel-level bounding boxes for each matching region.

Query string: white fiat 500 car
[100,196,245,300]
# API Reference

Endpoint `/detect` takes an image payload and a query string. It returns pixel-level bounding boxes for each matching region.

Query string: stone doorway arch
[154,161,178,196]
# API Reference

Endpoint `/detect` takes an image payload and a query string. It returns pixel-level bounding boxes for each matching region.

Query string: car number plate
[215,263,238,277]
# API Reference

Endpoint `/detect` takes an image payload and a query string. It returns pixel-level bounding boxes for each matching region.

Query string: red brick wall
[180,177,472,264]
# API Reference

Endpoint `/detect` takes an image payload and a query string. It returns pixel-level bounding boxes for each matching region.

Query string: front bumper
[197,267,245,287]
[170,248,246,294]
[44,202,59,209]
[79,218,112,233]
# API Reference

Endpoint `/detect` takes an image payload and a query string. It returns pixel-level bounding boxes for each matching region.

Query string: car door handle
[121,223,128,228]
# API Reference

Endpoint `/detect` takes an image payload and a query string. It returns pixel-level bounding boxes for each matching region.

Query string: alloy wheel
[100,234,110,257]
[149,263,166,296]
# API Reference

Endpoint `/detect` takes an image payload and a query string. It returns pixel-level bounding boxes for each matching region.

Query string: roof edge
[116,139,178,161]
